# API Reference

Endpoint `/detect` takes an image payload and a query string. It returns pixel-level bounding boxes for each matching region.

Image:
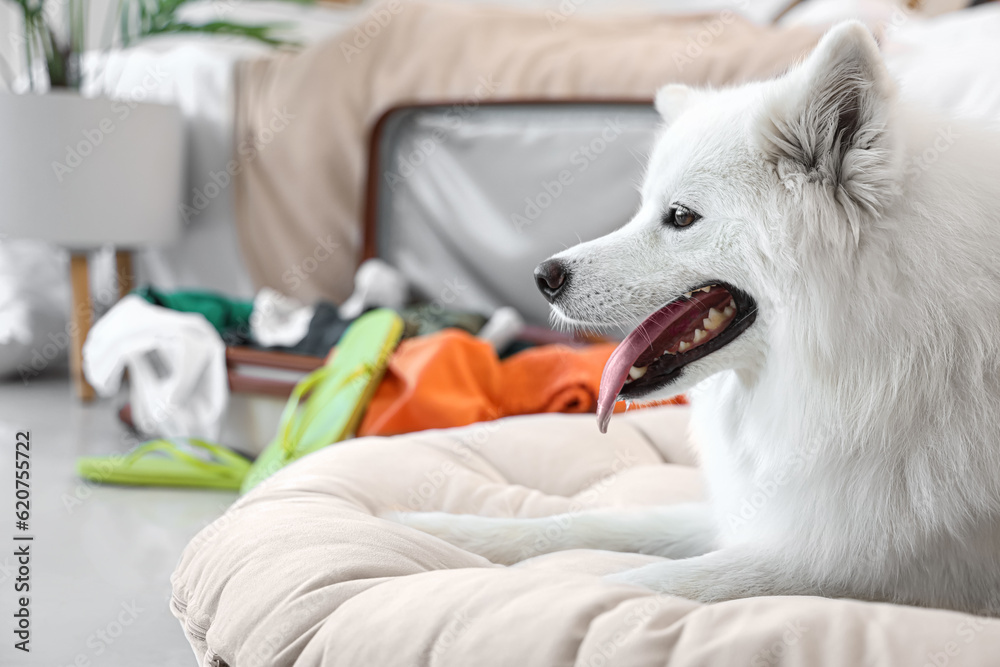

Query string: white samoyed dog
[391,22,1000,616]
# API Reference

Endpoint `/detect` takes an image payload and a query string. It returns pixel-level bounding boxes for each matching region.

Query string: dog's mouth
[596,282,757,432]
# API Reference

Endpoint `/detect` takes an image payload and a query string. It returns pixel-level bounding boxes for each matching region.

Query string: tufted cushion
[172,406,1000,666]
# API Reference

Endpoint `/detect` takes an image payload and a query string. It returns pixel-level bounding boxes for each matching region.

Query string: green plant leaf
[4,0,312,89]
[145,19,300,47]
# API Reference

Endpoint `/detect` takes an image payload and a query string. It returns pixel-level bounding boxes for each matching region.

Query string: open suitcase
[222,100,661,453]
[362,100,660,326]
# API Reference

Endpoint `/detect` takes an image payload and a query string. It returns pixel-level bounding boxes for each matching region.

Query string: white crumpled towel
[83,295,228,440]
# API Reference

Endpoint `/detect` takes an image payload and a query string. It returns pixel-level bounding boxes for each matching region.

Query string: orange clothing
[357,329,684,437]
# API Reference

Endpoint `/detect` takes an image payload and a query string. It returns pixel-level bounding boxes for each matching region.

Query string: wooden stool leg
[115,249,134,299]
[69,253,96,401]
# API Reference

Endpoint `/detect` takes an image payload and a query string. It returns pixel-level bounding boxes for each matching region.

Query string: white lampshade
[0,91,184,249]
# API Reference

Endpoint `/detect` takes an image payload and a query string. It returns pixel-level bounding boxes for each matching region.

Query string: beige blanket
[232,2,819,303]
[172,407,1000,666]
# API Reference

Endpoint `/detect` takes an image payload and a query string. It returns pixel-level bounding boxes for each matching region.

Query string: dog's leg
[384,503,716,565]
[605,546,812,602]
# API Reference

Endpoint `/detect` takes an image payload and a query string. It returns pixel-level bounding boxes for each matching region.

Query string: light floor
[0,375,232,666]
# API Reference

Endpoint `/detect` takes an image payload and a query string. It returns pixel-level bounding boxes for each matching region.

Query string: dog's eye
[665,205,700,229]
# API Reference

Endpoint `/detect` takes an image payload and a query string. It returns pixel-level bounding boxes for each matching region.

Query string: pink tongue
[596,301,688,433]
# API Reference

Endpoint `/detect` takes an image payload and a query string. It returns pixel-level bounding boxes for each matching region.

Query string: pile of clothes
[82,259,682,446]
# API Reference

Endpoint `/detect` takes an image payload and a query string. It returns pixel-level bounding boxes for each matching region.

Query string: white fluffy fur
[390,23,1000,615]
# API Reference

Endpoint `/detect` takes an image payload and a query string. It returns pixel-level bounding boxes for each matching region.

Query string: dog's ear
[760,21,898,243]
[655,84,695,125]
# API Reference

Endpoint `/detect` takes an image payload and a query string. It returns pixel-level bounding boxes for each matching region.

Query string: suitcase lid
[364,100,660,327]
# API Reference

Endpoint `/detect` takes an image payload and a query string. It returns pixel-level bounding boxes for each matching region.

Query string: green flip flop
[241,308,403,493]
[76,438,252,490]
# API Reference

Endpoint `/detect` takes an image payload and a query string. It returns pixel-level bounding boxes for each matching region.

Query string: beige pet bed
[171,406,1000,666]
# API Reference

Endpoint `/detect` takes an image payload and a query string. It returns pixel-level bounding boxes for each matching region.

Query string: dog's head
[534,22,901,431]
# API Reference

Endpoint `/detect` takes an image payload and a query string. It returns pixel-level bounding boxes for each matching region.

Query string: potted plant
[3,0,307,91]
[0,0,313,399]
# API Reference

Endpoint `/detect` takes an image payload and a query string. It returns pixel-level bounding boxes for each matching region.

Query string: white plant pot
[0,91,184,250]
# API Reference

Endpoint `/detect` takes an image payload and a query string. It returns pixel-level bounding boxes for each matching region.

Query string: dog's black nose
[534,259,569,302]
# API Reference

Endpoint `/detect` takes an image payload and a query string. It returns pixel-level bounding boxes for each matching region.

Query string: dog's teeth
[728,299,735,309]
[704,308,724,331]
[700,286,712,293]
[693,329,707,343]
[678,341,691,352]
[723,306,734,318]
[628,365,647,380]
[683,292,692,298]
